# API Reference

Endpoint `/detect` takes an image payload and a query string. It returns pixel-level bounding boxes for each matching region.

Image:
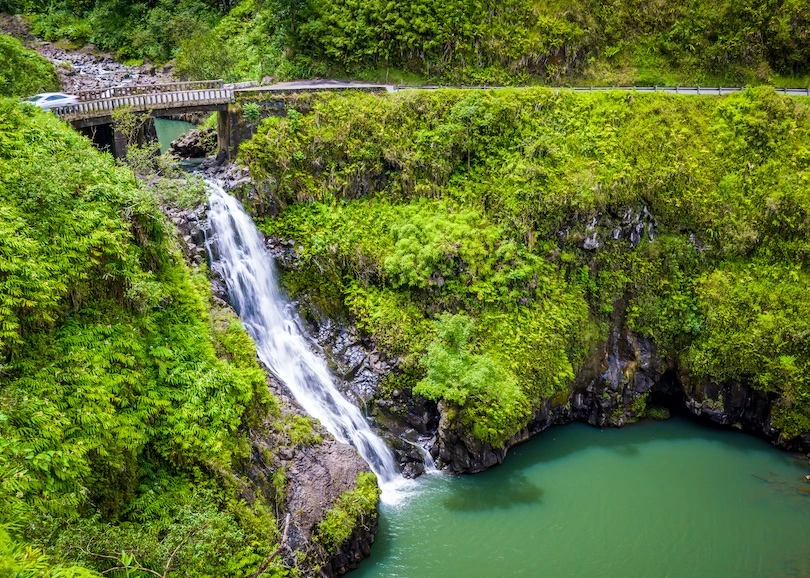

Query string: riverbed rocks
[168,127,217,159]
[0,14,175,94]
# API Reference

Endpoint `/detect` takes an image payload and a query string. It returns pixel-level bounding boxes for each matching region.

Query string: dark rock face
[563,205,658,252]
[435,402,513,473]
[165,205,208,267]
[246,374,376,578]
[302,313,440,478]
[681,377,798,448]
[569,314,671,428]
[309,315,396,403]
[326,517,378,576]
[433,306,810,474]
[168,127,217,159]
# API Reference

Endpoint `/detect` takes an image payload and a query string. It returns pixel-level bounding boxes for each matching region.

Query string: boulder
[168,127,217,159]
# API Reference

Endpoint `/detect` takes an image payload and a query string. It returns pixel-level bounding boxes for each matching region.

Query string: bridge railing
[391,85,810,96]
[563,85,810,96]
[75,80,225,102]
[54,87,233,121]
[386,85,810,96]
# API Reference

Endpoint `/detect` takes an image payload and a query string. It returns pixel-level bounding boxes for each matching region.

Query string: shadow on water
[608,442,640,458]
[775,556,810,578]
[442,472,544,512]
[502,416,799,474]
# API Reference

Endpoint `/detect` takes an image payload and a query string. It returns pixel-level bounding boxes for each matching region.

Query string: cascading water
[204,181,408,502]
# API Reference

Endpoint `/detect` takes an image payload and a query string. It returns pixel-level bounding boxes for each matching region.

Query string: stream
[154,118,196,153]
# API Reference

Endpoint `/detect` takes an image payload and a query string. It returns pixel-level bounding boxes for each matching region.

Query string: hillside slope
[0,31,58,96]
[238,86,810,461]
[4,0,809,86]
[0,100,376,576]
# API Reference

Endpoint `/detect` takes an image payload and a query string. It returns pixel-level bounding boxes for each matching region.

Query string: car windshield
[26,96,41,102]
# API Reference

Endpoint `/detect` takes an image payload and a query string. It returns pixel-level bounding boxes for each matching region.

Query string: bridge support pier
[79,119,158,159]
[217,110,231,160]
[112,127,129,159]
[112,118,158,159]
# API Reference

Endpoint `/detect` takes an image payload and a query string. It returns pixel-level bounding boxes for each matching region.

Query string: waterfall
[421,444,438,474]
[204,181,408,502]
[403,439,439,474]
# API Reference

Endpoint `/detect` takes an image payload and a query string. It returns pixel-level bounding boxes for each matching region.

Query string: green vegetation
[0,32,59,97]
[415,314,530,446]
[314,472,379,555]
[0,99,296,575]
[5,0,810,85]
[294,0,810,85]
[14,0,220,63]
[242,86,810,447]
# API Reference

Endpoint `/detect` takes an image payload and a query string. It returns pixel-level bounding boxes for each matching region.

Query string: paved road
[240,81,810,96]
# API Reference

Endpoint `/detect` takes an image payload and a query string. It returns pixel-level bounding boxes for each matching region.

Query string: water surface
[354,419,810,578]
[154,118,196,153]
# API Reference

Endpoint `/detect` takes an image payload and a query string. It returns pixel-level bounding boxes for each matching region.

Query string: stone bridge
[54,80,234,157]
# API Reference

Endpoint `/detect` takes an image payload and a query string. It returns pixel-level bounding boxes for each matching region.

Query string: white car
[25,92,80,110]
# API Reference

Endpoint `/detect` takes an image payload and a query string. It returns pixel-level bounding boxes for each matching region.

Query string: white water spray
[204,182,409,502]
[403,439,439,475]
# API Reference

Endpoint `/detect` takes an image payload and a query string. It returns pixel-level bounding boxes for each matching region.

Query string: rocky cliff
[433,308,810,473]
[167,196,379,576]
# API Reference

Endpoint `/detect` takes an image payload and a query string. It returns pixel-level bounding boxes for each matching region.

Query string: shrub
[0,33,59,97]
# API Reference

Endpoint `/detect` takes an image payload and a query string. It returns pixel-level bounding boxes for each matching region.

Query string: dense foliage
[5,0,810,85]
[0,99,291,575]
[0,32,58,97]
[2,0,220,63]
[242,87,810,446]
[293,0,810,84]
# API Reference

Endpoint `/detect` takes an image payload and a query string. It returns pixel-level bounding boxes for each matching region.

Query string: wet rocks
[168,127,217,159]
[295,309,441,476]
[265,237,298,268]
[199,159,282,218]
[375,388,439,477]
[569,313,671,428]
[566,205,658,251]
[165,205,208,267]
[247,374,376,577]
[309,315,396,403]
